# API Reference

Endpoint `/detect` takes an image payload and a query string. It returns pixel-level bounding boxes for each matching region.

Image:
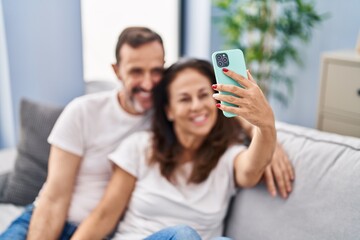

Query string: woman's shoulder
[127,130,152,139]
[220,143,247,162]
[110,130,153,160]
[122,130,153,147]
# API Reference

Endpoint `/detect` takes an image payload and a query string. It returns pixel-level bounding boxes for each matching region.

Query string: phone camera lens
[215,53,229,68]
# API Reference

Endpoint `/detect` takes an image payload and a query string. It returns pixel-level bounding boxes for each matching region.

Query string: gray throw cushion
[0,173,10,198]
[0,99,63,205]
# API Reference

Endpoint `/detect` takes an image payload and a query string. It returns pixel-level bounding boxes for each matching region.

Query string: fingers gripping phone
[211,49,247,118]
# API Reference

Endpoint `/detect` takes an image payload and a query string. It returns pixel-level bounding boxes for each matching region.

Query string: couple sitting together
[0,27,294,240]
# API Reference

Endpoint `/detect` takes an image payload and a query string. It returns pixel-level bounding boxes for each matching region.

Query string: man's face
[113,41,165,114]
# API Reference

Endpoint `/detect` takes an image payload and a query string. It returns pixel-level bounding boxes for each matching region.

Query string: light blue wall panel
[1,0,84,147]
[0,0,15,148]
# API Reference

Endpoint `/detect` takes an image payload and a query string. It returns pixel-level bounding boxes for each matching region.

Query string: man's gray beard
[130,96,146,114]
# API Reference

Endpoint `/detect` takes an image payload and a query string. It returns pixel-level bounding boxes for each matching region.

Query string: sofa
[0,82,359,239]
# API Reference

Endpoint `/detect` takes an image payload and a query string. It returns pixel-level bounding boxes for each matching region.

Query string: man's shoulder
[67,90,118,111]
[76,90,117,103]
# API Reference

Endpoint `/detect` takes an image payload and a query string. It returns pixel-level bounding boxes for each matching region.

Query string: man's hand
[263,143,295,198]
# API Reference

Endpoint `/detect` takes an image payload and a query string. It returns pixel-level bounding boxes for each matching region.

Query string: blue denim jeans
[0,204,77,240]
[144,225,201,240]
[144,225,232,240]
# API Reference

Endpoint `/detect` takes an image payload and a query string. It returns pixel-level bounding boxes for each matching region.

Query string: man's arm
[71,165,136,240]
[236,116,294,198]
[263,142,294,198]
[27,146,82,240]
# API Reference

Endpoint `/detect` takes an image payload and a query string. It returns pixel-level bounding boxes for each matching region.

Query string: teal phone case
[211,49,247,117]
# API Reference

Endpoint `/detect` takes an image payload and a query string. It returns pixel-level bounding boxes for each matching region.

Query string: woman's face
[166,68,218,139]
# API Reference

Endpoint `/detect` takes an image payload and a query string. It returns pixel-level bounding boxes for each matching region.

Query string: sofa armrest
[0,148,17,175]
[0,148,16,198]
[225,121,360,240]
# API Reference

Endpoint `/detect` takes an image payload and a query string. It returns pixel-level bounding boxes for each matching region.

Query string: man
[0,27,293,240]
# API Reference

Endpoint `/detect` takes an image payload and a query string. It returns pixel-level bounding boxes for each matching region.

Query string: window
[81,0,181,82]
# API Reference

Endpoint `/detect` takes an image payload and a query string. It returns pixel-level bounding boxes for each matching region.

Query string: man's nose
[141,72,155,91]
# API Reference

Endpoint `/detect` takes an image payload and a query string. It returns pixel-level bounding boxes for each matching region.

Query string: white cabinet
[317,51,360,138]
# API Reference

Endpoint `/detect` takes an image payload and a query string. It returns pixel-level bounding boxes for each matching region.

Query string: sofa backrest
[225,122,360,240]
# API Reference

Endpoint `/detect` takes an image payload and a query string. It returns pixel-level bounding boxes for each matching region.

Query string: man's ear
[112,63,122,80]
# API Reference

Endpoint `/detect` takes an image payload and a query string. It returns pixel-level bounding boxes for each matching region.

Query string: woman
[71,59,276,240]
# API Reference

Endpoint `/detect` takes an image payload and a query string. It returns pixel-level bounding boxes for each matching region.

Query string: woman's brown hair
[150,58,244,183]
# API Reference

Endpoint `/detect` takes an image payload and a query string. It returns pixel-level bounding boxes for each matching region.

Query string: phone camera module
[215,53,229,68]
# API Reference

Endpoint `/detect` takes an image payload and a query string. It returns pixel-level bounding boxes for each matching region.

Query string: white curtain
[0,0,15,148]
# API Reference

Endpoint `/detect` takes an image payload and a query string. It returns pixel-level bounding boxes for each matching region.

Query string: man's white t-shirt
[109,131,246,240]
[43,90,150,224]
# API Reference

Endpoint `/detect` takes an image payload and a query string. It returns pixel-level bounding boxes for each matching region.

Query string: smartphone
[211,49,247,118]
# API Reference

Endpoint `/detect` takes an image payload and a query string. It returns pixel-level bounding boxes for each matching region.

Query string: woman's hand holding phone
[211,49,247,117]
[211,48,274,128]
[212,68,275,130]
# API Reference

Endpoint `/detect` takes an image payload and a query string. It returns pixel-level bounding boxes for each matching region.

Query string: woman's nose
[190,98,203,110]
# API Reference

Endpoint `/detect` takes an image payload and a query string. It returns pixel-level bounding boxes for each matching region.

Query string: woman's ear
[165,105,174,121]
